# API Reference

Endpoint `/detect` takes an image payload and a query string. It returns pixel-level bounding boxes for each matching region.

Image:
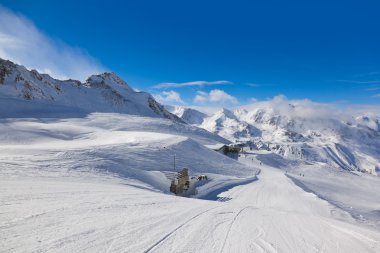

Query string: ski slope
[0,113,252,195]
[1,153,380,252]
[1,113,380,252]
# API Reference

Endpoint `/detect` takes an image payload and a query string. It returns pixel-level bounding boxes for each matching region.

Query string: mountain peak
[86,72,133,91]
[215,108,236,119]
[170,106,207,125]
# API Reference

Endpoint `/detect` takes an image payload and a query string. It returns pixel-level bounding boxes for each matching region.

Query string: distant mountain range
[170,105,380,175]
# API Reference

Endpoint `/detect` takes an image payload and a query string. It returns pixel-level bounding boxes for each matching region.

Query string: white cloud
[194,91,208,103]
[372,94,380,98]
[209,89,238,104]
[154,90,185,104]
[0,5,104,81]
[238,95,352,121]
[193,89,238,105]
[240,95,330,118]
[154,80,232,89]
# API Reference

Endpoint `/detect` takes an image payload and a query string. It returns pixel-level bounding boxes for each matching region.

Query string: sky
[0,0,380,108]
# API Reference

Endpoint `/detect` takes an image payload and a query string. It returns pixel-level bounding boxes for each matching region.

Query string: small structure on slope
[196,175,208,180]
[216,144,242,159]
[170,168,190,195]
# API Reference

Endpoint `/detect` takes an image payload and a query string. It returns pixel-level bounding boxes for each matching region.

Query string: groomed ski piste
[1,113,380,252]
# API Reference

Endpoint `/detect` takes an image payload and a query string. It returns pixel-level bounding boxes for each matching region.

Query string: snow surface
[0,113,245,194]
[1,145,380,252]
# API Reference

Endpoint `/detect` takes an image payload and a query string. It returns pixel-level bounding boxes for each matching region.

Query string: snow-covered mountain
[191,102,380,175]
[200,108,260,140]
[0,58,180,121]
[168,106,208,125]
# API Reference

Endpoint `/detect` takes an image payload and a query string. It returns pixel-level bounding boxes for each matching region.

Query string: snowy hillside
[0,58,179,120]
[0,113,244,193]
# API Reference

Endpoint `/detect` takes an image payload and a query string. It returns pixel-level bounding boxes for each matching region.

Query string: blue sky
[1,0,380,107]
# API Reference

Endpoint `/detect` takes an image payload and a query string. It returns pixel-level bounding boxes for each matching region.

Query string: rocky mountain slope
[0,58,180,121]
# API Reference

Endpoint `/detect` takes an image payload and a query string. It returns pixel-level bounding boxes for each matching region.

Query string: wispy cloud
[154,90,185,104]
[194,89,238,105]
[366,87,380,91]
[244,82,278,88]
[245,82,260,87]
[372,94,380,98]
[336,80,380,84]
[354,71,380,77]
[154,80,232,89]
[0,5,104,81]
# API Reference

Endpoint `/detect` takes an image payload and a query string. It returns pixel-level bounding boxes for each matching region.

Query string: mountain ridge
[0,58,181,121]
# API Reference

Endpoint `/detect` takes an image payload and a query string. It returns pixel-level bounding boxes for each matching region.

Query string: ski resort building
[216,144,242,159]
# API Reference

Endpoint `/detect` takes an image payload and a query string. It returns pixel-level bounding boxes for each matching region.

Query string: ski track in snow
[143,205,222,253]
[220,206,257,253]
